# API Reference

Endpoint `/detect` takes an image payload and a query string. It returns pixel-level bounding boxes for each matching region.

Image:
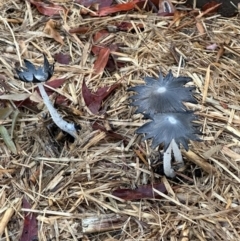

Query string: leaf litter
[0,0,240,240]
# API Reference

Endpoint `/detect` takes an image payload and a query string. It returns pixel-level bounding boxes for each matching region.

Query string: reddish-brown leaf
[74,0,113,8]
[98,0,141,16]
[82,80,120,114]
[112,183,167,200]
[45,78,67,90]
[69,26,90,34]
[54,53,71,65]
[93,29,110,43]
[91,45,103,55]
[29,0,66,16]
[20,198,38,241]
[196,3,222,18]
[93,47,111,74]
[202,1,221,13]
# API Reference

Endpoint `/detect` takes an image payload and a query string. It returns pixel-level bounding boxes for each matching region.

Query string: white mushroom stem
[37,83,77,138]
[171,139,183,165]
[163,139,184,178]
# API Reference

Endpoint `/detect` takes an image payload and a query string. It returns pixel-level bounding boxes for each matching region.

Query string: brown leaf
[93,47,111,74]
[93,30,110,44]
[82,80,120,114]
[202,1,221,13]
[54,53,71,64]
[20,198,38,241]
[98,0,141,16]
[112,183,167,201]
[69,26,90,34]
[44,19,64,45]
[92,43,124,73]
[29,0,66,16]
[196,2,222,18]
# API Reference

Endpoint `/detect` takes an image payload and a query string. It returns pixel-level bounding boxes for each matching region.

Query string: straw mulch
[0,0,240,240]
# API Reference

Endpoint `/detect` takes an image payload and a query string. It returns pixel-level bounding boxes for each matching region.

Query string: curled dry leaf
[82,80,120,114]
[112,183,167,201]
[44,19,64,45]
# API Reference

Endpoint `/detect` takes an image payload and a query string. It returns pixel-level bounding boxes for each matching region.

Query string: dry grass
[0,0,240,240]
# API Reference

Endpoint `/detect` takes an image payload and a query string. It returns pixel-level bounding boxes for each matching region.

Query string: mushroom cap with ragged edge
[136,111,202,151]
[129,70,197,115]
[15,54,54,83]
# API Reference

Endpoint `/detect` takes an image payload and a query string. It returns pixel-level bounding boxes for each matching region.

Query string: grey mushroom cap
[15,54,54,83]
[136,111,202,151]
[129,70,197,115]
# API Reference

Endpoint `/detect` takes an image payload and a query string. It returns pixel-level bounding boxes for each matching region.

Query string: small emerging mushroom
[15,54,78,138]
[129,70,201,177]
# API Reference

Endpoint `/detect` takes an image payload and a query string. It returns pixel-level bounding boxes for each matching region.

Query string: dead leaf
[44,19,64,45]
[69,26,90,34]
[93,29,110,44]
[29,0,66,16]
[82,80,120,114]
[54,53,71,64]
[196,3,222,18]
[98,0,141,16]
[20,198,38,241]
[112,183,167,200]
[93,47,111,74]
[202,1,221,13]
